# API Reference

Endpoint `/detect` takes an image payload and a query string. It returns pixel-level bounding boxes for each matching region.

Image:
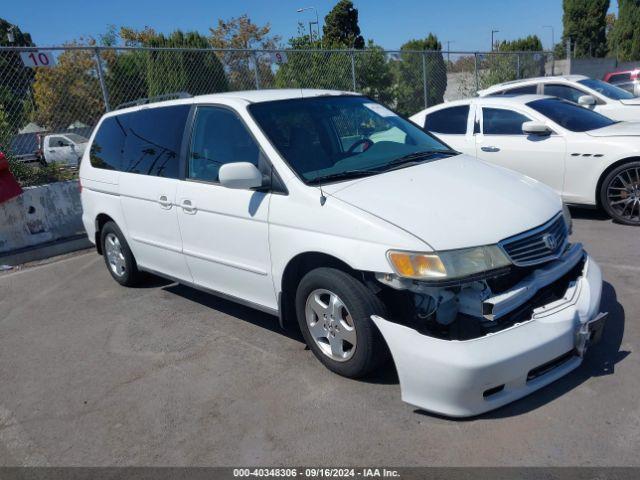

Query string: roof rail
[115,91,193,110]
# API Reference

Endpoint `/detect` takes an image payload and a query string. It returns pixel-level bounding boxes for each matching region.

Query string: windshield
[527,98,617,132]
[578,78,636,100]
[64,133,89,143]
[248,96,455,184]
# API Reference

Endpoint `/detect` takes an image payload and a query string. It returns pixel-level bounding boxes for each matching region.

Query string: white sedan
[478,75,640,122]
[410,94,640,225]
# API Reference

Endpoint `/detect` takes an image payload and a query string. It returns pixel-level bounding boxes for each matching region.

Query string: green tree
[395,34,447,116]
[608,0,640,61]
[323,0,365,49]
[209,15,279,90]
[119,28,229,97]
[0,18,35,148]
[561,0,610,57]
[495,35,546,79]
[356,41,394,104]
[498,35,543,51]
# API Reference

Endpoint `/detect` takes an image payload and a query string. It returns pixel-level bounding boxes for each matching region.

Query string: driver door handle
[481,146,500,152]
[181,199,197,215]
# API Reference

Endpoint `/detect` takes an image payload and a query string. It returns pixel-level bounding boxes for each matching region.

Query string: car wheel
[600,161,640,226]
[100,221,142,286]
[295,267,389,378]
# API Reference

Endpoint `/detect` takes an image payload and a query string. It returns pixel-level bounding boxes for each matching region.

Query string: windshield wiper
[389,149,458,166]
[307,169,381,184]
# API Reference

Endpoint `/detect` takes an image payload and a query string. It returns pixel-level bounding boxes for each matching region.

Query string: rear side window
[424,105,469,134]
[482,108,531,135]
[122,105,190,178]
[489,85,537,96]
[90,117,126,171]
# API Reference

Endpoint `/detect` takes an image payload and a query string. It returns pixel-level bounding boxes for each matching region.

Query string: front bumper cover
[372,254,605,418]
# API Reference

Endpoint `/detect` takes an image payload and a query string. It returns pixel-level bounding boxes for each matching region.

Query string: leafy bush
[7,154,77,187]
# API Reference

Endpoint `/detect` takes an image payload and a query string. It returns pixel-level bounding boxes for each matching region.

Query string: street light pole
[297,6,322,48]
[491,29,499,51]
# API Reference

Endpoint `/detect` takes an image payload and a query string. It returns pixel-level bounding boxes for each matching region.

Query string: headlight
[563,204,573,234]
[387,245,511,281]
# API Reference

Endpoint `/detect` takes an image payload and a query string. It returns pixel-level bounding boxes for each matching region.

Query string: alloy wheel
[104,233,127,277]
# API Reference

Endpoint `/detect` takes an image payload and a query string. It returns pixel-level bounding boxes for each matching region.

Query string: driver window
[482,108,532,135]
[50,136,69,147]
[188,107,261,183]
[543,84,586,103]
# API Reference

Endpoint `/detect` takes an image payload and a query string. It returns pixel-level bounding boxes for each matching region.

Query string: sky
[5,0,619,52]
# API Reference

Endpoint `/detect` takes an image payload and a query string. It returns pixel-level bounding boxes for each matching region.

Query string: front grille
[499,214,568,267]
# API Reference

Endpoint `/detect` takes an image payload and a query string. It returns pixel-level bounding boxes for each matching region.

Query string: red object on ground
[0,152,23,204]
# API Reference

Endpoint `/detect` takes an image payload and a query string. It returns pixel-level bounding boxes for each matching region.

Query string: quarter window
[482,108,531,135]
[90,117,127,171]
[424,105,470,134]
[188,107,262,183]
[543,84,586,103]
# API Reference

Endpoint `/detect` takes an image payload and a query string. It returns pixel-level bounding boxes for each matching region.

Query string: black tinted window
[608,73,631,84]
[505,85,537,95]
[543,84,585,103]
[424,106,469,134]
[188,107,261,183]
[527,98,616,132]
[483,108,531,135]
[121,105,190,178]
[90,116,126,171]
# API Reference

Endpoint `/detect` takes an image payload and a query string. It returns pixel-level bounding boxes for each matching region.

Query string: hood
[586,121,640,137]
[323,155,561,251]
[619,98,640,106]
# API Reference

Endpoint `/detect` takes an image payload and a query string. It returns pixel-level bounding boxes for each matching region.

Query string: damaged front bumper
[372,251,605,418]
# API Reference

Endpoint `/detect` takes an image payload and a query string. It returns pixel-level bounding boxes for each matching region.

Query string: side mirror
[578,95,596,106]
[522,121,551,136]
[219,162,263,190]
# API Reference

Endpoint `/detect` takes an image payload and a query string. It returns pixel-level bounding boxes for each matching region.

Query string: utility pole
[445,40,454,64]
[491,29,499,51]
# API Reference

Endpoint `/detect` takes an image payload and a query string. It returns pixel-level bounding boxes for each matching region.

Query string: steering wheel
[347,138,374,154]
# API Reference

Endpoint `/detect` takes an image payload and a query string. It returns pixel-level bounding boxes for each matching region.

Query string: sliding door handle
[181,199,197,215]
[481,146,500,152]
[158,195,172,209]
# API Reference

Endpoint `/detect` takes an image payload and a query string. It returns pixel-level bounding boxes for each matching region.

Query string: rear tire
[600,161,640,225]
[100,221,142,286]
[295,267,389,378]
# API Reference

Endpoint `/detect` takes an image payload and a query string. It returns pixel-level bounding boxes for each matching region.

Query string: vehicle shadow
[161,282,304,342]
[569,206,610,222]
[414,281,627,420]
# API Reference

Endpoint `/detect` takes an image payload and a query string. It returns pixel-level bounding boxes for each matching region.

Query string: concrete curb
[0,234,93,267]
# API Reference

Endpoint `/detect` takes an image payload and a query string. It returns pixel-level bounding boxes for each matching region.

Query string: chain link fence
[0,45,554,163]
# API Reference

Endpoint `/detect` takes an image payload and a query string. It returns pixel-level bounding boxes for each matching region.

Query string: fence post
[350,50,356,91]
[93,48,110,112]
[516,53,521,79]
[474,52,479,93]
[422,51,428,108]
[253,51,261,90]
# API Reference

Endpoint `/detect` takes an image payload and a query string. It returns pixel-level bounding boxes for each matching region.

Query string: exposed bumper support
[372,254,605,418]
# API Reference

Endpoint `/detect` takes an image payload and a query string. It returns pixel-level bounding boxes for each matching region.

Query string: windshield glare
[528,98,616,132]
[248,96,453,183]
[578,78,636,100]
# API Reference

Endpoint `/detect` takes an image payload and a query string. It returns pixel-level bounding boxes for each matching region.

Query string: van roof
[109,89,359,116]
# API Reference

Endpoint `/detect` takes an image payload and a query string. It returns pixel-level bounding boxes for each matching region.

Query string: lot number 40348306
[20,51,56,68]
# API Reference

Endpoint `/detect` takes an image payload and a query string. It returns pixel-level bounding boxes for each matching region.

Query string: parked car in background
[39,133,88,166]
[478,75,640,121]
[411,94,640,225]
[80,89,606,417]
[603,68,640,96]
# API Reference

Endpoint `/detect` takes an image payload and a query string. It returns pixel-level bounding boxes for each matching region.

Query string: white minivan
[80,89,606,417]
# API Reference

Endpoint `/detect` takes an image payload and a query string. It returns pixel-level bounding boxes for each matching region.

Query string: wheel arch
[278,251,358,331]
[94,213,115,255]
[595,156,640,209]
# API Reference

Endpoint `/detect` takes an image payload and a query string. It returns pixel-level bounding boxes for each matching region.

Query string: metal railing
[0,45,554,160]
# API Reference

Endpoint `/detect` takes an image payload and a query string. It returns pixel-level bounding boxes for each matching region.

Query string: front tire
[295,268,388,378]
[100,221,142,286]
[600,161,640,225]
